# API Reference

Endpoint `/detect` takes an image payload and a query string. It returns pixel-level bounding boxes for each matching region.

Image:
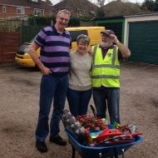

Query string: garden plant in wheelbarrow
[62,109,144,158]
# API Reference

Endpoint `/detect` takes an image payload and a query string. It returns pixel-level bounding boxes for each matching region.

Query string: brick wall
[0,4,52,19]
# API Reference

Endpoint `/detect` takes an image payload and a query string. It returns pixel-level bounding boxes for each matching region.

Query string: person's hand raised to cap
[109,34,120,45]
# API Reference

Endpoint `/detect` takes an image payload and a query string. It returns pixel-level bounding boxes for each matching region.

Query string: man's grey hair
[76,34,90,45]
[56,9,71,17]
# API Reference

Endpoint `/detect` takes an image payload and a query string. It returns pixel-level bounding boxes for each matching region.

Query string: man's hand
[108,34,131,58]
[41,66,52,75]
[109,34,119,45]
[29,43,52,75]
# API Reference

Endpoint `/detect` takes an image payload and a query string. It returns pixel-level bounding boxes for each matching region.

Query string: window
[16,7,25,15]
[2,6,6,13]
[69,30,88,42]
[33,8,44,16]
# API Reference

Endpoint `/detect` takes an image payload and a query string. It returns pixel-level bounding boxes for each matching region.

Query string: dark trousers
[35,75,68,142]
[93,87,120,124]
[67,88,92,117]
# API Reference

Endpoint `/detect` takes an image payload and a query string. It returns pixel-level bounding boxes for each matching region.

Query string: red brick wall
[0,5,52,19]
[0,5,31,18]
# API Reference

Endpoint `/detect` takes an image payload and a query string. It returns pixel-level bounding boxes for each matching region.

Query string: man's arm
[110,34,131,58]
[29,43,52,75]
[115,40,131,58]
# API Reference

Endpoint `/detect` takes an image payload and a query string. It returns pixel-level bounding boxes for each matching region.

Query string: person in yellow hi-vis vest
[91,30,131,124]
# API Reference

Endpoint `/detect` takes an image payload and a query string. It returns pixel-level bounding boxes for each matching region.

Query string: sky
[50,0,145,5]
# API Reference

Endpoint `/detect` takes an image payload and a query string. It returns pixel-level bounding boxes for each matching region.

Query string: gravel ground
[0,63,158,158]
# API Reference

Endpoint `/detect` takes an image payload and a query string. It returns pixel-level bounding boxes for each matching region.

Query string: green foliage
[28,16,55,26]
[69,17,80,26]
[0,20,21,32]
[27,16,81,27]
[142,0,158,11]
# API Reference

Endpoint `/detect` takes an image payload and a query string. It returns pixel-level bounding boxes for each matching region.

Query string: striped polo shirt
[35,25,71,76]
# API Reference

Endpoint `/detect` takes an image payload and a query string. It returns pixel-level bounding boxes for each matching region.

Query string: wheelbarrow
[65,128,144,158]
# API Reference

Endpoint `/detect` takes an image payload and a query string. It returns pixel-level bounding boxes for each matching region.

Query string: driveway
[0,63,158,158]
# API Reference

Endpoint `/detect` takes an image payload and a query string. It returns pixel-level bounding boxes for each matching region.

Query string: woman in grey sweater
[67,34,92,117]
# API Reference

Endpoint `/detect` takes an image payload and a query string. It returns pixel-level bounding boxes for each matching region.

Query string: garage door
[128,21,158,64]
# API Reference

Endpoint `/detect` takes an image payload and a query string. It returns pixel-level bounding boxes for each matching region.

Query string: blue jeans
[93,87,120,124]
[35,74,68,142]
[67,88,92,117]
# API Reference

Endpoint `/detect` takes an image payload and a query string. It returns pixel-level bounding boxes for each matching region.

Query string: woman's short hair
[76,34,90,45]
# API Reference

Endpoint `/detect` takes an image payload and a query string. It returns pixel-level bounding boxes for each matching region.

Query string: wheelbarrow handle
[90,104,97,117]
[71,145,76,158]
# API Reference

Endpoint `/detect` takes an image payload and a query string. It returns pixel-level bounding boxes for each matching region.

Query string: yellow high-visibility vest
[91,45,120,88]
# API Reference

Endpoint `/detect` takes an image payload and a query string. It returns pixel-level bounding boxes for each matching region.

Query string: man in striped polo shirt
[29,9,71,153]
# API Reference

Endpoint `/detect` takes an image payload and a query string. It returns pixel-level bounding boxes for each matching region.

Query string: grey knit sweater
[69,51,92,91]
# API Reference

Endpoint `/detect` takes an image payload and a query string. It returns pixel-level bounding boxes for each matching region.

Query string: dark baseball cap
[101,30,115,36]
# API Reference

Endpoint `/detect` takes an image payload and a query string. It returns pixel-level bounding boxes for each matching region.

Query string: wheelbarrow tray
[66,129,144,158]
